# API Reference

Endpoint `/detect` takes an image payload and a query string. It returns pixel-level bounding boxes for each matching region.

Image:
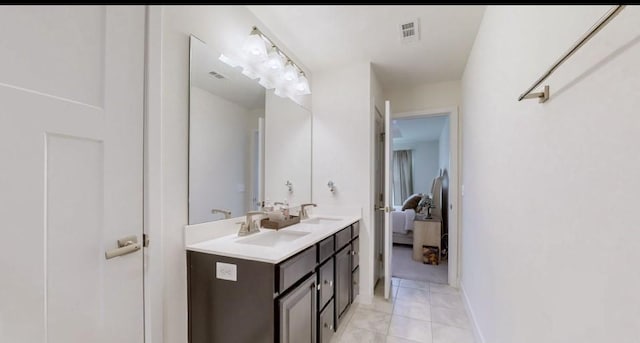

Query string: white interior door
[0,6,145,343]
[383,100,393,299]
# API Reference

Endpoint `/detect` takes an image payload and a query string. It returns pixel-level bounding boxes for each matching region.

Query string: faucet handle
[211,208,232,219]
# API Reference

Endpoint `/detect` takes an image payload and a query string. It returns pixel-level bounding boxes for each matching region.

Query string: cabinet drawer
[278,246,317,293]
[318,259,334,310]
[351,237,359,271]
[335,227,351,251]
[319,299,335,343]
[351,221,360,238]
[318,236,334,263]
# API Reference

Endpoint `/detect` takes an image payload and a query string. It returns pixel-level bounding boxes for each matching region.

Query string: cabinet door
[279,273,317,343]
[335,246,351,322]
[318,299,335,343]
[352,267,360,302]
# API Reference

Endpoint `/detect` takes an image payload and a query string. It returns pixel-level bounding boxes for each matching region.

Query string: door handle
[105,235,141,260]
[376,207,392,213]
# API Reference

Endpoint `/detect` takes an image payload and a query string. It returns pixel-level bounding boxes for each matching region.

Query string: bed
[392,205,416,245]
[392,176,443,245]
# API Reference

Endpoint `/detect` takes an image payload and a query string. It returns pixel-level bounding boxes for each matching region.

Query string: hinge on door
[143,233,150,247]
[378,253,383,262]
[379,193,383,202]
[380,132,385,142]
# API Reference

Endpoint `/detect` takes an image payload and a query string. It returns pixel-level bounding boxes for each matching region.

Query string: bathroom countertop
[185,215,360,264]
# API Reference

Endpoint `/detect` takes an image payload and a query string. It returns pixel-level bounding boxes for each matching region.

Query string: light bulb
[295,73,311,95]
[282,61,299,82]
[265,46,284,70]
[242,32,267,61]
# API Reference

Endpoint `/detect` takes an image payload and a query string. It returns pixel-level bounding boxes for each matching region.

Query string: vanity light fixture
[219,26,311,102]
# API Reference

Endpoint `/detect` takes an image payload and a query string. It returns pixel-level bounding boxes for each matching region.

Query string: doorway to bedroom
[391,114,451,284]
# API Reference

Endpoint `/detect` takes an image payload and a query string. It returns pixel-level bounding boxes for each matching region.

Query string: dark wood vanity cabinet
[279,274,317,343]
[187,220,360,343]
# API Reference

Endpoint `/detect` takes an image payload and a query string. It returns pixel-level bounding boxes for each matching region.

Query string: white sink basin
[235,230,310,247]
[303,217,343,225]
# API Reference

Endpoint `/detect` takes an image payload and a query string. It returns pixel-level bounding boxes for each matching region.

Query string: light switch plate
[216,262,237,281]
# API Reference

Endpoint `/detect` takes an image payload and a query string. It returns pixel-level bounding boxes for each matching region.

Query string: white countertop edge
[186,215,361,264]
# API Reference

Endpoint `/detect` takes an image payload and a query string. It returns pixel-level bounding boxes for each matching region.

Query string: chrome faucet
[299,203,317,220]
[211,208,232,219]
[238,211,267,236]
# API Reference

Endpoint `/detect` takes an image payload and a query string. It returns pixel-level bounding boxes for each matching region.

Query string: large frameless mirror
[188,35,311,225]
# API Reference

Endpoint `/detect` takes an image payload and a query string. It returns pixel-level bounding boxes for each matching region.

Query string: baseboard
[460,281,486,343]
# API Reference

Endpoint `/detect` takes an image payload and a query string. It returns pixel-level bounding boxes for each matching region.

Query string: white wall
[312,61,379,300]
[393,140,440,195]
[189,86,257,224]
[387,79,461,113]
[159,6,311,342]
[264,89,312,207]
[461,5,640,343]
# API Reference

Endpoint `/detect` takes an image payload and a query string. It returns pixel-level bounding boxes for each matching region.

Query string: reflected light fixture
[242,27,268,61]
[282,60,299,82]
[220,26,311,102]
[265,45,284,70]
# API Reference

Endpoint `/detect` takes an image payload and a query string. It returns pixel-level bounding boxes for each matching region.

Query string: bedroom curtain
[393,150,413,205]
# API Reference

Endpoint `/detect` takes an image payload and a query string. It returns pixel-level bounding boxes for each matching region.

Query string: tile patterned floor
[331,278,475,343]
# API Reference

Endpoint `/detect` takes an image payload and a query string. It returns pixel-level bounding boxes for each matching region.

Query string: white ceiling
[247,5,486,90]
[191,37,265,110]
[393,115,448,145]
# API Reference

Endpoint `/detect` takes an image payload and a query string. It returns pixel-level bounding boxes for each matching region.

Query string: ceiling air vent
[208,71,226,80]
[399,19,420,43]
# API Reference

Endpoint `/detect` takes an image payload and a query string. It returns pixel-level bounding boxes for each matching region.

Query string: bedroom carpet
[392,244,448,284]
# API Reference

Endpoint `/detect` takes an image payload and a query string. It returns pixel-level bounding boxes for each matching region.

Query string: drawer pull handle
[317,284,321,291]
[324,322,333,330]
[324,279,333,287]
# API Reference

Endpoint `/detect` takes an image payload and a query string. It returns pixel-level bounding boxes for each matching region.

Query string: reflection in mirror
[189,36,264,225]
[188,35,312,225]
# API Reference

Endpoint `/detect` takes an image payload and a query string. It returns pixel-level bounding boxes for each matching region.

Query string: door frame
[143,5,164,343]
[392,106,461,288]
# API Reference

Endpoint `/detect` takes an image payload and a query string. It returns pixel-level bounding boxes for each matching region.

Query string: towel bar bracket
[521,85,549,103]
